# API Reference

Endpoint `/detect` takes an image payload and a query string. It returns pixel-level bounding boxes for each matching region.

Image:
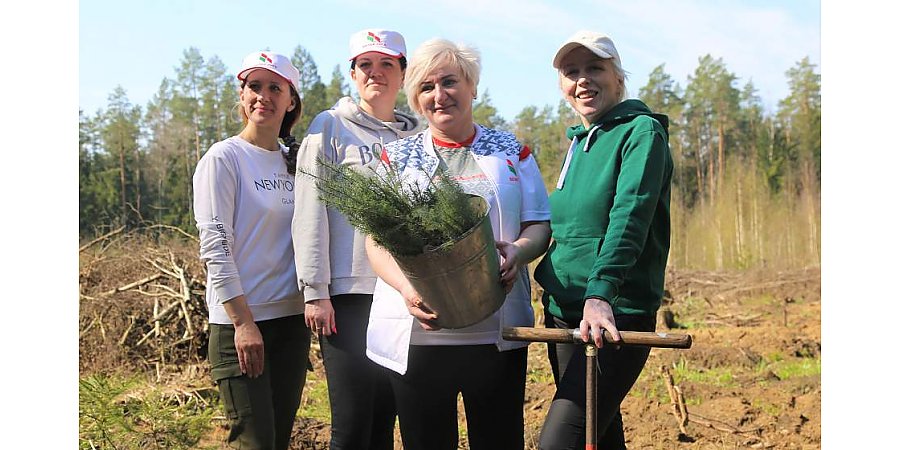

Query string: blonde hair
[404,38,481,115]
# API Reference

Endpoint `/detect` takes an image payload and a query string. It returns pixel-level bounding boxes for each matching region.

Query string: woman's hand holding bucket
[496,240,523,293]
[401,284,441,331]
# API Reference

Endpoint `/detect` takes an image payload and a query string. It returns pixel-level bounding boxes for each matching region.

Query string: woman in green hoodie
[534,31,674,449]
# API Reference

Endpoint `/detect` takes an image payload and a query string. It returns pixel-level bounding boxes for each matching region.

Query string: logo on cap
[367,32,382,44]
[258,53,273,64]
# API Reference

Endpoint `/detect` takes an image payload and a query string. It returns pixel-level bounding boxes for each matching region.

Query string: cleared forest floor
[79,234,820,449]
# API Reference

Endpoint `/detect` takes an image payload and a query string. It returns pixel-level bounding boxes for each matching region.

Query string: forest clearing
[79,231,820,449]
[78,35,820,448]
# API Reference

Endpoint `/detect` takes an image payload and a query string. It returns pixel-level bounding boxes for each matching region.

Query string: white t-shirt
[409,142,500,345]
[366,125,551,374]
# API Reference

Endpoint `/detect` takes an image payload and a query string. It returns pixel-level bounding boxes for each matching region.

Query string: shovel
[502,327,692,449]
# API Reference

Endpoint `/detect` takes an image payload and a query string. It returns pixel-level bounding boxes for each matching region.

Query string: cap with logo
[348,29,407,61]
[552,31,621,69]
[237,51,301,95]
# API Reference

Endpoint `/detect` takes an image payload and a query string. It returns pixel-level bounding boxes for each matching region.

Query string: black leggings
[389,344,528,450]
[319,294,396,450]
[539,313,655,450]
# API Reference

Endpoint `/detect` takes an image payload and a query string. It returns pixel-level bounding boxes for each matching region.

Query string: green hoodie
[534,99,673,321]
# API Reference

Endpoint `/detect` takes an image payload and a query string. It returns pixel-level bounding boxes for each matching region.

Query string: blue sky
[79,0,821,120]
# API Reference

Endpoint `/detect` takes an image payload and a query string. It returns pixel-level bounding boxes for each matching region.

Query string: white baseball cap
[348,29,406,60]
[552,30,621,69]
[237,51,301,95]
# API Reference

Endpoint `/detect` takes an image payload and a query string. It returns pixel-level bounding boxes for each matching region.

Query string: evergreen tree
[143,78,194,229]
[74,44,822,270]
[514,105,542,152]
[173,47,205,164]
[640,64,693,207]
[296,81,329,138]
[472,90,508,131]
[325,64,349,105]
[200,55,241,150]
[291,45,329,137]
[639,64,684,118]
[737,80,785,191]
[168,47,210,225]
[778,57,821,184]
[292,46,322,93]
[99,87,143,228]
[79,109,113,235]
[777,57,821,261]
[395,89,414,117]
[514,104,559,187]
[683,55,741,204]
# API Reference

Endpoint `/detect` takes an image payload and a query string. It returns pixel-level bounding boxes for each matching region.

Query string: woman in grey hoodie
[291,28,419,450]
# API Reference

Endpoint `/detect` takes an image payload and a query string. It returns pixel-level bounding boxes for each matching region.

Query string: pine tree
[472,90,508,131]
[683,55,741,205]
[79,109,113,235]
[777,57,821,262]
[291,45,329,137]
[640,64,691,207]
[325,64,349,105]
[395,89,414,117]
[292,46,322,93]
[143,77,195,229]
[98,87,143,228]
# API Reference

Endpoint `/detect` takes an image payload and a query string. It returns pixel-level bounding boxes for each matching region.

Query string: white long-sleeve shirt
[193,136,305,325]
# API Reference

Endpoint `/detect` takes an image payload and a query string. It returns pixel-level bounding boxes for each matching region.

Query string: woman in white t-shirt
[193,51,307,450]
[365,38,551,450]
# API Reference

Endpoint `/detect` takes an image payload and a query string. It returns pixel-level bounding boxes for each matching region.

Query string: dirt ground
[288,268,821,450]
[79,234,820,449]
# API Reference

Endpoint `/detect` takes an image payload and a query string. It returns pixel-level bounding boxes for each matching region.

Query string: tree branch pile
[79,230,208,375]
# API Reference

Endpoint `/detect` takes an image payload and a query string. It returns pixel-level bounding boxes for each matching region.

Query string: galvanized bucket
[393,198,505,329]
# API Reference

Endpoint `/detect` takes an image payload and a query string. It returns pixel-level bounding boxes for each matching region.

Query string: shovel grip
[501,327,692,349]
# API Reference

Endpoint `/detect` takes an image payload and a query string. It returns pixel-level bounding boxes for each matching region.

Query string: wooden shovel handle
[501,327,692,349]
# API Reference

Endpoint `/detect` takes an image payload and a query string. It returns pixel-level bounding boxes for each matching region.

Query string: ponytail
[279,87,303,175]
[281,135,300,175]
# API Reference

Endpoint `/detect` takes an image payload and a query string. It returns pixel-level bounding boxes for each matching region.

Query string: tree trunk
[119,140,127,226]
[707,140,715,204]
[736,165,745,265]
[717,121,725,195]
[135,151,142,220]
[802,160,820,263]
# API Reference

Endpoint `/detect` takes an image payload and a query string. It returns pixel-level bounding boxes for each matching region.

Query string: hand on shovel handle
[501,327,692,349]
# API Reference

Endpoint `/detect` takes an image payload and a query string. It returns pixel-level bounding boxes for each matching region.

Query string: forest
[78,45,820,270]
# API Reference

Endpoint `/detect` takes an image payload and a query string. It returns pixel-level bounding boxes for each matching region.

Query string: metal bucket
[393,198,505,329]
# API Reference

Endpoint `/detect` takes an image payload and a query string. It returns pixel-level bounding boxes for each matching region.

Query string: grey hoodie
[291,96,420,301]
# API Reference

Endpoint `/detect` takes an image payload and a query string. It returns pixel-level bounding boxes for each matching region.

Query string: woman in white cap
[364,38,551,450]
[194,50,308,450]
[533,31,674,449]
[291,28,419,450]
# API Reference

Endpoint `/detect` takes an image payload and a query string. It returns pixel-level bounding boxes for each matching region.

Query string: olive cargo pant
[209,314,310,450]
